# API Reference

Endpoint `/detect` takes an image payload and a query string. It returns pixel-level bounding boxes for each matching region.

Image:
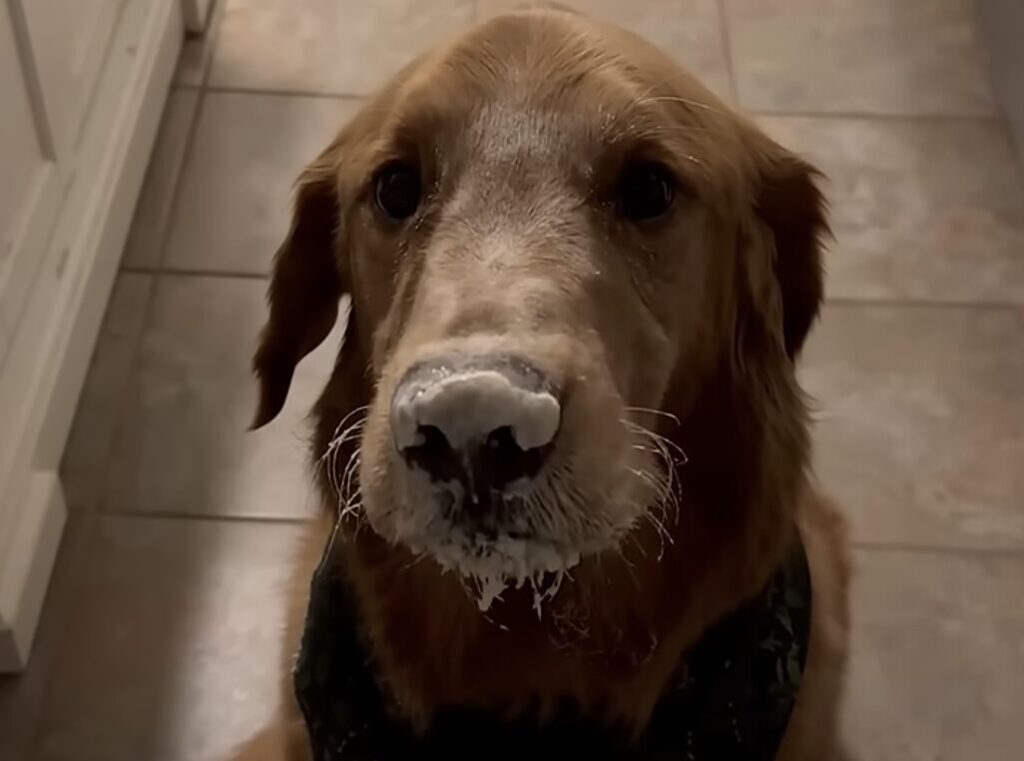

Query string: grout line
[203,84,366,102]
[197,0,226,91]
[825,296,1023,312]
[716,0,739,105]
[122,264,269,280]
[98,506,311,526]
[852,540,1024,559]
[152,84,209,275]
[750,108,1003,123]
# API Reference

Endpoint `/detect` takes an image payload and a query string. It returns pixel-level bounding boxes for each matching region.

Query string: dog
[230,5,850,760]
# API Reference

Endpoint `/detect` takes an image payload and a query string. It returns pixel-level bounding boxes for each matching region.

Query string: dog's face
[253,8,826,611]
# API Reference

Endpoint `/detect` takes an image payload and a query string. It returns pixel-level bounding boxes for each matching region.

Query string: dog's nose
[391,356,560,504]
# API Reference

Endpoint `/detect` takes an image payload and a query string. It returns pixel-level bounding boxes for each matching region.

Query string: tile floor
[3,1,1023,759]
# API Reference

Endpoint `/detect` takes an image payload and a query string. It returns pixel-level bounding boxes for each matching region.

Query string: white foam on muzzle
[392,370,560,451]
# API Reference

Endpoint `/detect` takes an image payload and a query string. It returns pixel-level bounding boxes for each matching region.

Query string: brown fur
[232,6,850,760]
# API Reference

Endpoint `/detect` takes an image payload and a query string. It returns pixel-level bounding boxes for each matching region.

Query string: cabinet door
[11,0,126,164]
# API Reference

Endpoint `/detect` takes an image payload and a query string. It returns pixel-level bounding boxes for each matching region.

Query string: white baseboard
[0,474,65,669]
[0,0,183,673]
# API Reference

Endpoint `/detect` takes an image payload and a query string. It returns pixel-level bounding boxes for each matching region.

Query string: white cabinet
[0,0,184,671]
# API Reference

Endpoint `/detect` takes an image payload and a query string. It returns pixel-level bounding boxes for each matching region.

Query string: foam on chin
[423,532,584,612]
[371,470,634,614]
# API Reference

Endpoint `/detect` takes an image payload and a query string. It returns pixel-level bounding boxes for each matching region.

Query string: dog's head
[253,7,826,613]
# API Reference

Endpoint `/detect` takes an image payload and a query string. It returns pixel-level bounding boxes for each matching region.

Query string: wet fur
[232,5,850,760]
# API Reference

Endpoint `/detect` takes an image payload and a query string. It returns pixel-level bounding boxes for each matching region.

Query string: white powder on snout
[428,532,584,613]
[392,370,560,451]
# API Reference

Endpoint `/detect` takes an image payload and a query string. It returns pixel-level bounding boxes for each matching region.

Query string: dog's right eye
[374,162,421,220]
[616,161,676,222]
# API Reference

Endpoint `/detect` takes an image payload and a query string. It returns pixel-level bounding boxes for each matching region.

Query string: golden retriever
[231,5,850,760]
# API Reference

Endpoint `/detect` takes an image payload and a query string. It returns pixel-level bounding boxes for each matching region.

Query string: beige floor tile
[762,116,1024,303]
[725,0,995,116]
[121,91,200,269]
[209,0,474,96]
[802,305,1024,550]
[479,0,733,100]
[844,549,1024,760]
[103,275,344,519]
[26,515,301,761]
[162,92,358,274]
[60,274,154,511]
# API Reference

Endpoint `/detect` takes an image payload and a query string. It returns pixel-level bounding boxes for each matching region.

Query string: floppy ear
[751,145,829,360]
[251,149,346,429]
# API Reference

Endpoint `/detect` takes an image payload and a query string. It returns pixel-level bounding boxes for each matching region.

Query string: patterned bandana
[294,522,812,761]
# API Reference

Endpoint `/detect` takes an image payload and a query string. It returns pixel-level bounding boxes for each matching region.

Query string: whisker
[340,499,363,524]
[341,452,362,500]
[317,407,369,462]
[623,406,681,426]
[319,409,369,522]
[622,419,689,465]
[643,508,674,561]
[634,94,725,115]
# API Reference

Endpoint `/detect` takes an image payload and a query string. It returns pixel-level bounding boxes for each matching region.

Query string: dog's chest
[294,525,811,761]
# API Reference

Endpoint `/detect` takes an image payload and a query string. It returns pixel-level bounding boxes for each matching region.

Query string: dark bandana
[294,522,812,761]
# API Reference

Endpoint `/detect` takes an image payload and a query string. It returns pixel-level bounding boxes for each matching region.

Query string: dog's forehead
[437,23,671,143]
[391,13,742,181]
[459,99,599,170]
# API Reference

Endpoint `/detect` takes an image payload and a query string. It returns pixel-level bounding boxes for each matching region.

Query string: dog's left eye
[616,162,676,221]
[374,161,421,220]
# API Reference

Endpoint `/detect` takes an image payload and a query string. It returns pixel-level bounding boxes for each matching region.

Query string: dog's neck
[296,516,811,761]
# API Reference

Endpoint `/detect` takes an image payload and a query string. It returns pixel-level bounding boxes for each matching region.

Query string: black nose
[407,424,553,509]
[390,356,560,510]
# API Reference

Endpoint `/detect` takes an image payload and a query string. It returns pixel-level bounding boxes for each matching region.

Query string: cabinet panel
[0,2,61,354]
[14,0,126,162]
[0,9,44,248]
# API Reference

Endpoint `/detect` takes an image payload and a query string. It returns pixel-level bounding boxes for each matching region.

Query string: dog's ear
[251,146,346,429]
[748,139,829,361]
